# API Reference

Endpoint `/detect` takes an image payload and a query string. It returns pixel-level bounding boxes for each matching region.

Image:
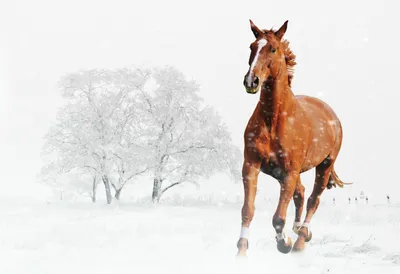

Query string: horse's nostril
[252,76,259,88]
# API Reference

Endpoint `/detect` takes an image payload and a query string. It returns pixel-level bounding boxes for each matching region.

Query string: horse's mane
[281,39,296,87]
[263,29,297,87]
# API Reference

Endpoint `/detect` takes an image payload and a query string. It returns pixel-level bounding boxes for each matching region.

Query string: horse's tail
[327,168,352,189]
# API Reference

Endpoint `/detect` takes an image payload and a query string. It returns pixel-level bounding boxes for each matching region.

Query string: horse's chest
[246,129,292,181]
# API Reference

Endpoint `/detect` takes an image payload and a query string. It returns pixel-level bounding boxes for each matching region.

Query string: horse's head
[244,20,288,94]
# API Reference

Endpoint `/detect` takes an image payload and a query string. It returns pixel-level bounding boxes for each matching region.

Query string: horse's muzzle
[245,87,259,94]
[243,75,259,94]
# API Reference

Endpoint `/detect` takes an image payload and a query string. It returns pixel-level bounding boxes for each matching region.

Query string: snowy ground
[1,195,399,274]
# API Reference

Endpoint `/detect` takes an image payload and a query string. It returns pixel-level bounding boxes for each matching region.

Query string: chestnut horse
[237,20,351,256]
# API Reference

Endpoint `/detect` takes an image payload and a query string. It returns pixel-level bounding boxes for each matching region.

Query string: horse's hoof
[293,237,305,252]
[277,237,292,254]
[305,230,312,242]
[237,238,248,257]
[297,227,312,243]
[292,225,301,235]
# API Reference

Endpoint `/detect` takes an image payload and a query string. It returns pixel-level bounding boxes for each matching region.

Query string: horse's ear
[250,19,263,38]
[275,20,288,40]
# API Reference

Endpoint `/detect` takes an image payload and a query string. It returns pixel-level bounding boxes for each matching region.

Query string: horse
[236,20,351,256]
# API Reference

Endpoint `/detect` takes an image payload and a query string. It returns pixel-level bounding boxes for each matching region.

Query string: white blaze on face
[247,38,268,84]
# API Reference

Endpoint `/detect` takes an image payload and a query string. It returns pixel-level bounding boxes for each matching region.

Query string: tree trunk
[152,178,162,203]
[102,175,112,204]
[115,188,122,200]
[91,176,97,203]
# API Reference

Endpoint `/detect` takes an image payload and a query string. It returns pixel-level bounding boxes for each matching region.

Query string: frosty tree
[141,67,241,203]
[41,66,241,204]
[42,68,152,203]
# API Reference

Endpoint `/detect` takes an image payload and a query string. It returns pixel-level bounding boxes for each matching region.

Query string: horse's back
[296,95,341,124]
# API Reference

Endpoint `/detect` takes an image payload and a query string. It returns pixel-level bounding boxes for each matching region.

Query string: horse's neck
[259,75,296,133]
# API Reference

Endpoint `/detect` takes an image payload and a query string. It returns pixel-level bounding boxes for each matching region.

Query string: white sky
[1,0,399,199]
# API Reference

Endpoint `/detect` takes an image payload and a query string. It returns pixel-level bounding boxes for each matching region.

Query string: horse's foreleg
[293,162,333,251]
[236,160,261,257]
[292,179,305,234]
[273,171,298,254]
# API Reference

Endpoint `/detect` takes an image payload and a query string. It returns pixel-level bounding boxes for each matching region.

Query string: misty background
[1,0,399,202]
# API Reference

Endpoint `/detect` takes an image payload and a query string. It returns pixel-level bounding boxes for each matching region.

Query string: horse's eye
[271,48,276,53]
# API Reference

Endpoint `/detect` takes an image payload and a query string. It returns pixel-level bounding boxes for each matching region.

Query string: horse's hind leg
[293,157,334,252]
[292,178,305,234]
